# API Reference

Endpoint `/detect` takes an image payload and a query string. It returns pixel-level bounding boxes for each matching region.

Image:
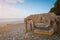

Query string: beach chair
[27,20,55,36]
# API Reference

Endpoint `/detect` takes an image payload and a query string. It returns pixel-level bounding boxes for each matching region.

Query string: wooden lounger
[32,28,54,36]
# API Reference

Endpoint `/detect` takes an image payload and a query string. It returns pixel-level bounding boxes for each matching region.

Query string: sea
[0,18,24,23]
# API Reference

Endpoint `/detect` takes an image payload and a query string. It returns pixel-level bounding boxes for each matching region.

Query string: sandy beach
[0,22,25,40]
[0,22,60,40]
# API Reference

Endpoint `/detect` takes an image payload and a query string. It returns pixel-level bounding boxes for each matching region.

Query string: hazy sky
[0,0,56,18]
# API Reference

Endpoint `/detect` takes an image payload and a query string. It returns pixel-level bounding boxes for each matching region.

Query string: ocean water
[0,18,24,22]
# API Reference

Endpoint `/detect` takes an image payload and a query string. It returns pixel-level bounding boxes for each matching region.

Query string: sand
[0,22,25,40]
[0,22,60,40]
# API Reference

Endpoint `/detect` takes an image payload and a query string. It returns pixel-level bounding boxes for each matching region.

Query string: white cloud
[0,0,27,18]
[0,4,25,18]
[18,0,24,3]
[0,0,24,4]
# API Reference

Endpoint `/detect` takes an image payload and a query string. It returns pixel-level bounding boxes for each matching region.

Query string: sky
[0,0,56,18]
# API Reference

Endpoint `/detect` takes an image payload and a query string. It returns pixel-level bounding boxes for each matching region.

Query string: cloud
[0,0,24,4]
[0,0,27,18]
[0,4,25,18]
[0,0,26,18]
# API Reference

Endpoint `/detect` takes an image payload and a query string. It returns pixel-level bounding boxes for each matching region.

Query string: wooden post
[30,23,32,31]
[25,21,28,33]
[26,22,28,33]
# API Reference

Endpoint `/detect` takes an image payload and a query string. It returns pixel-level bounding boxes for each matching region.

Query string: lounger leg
[25,21,28,33]
[30,23,32,31]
